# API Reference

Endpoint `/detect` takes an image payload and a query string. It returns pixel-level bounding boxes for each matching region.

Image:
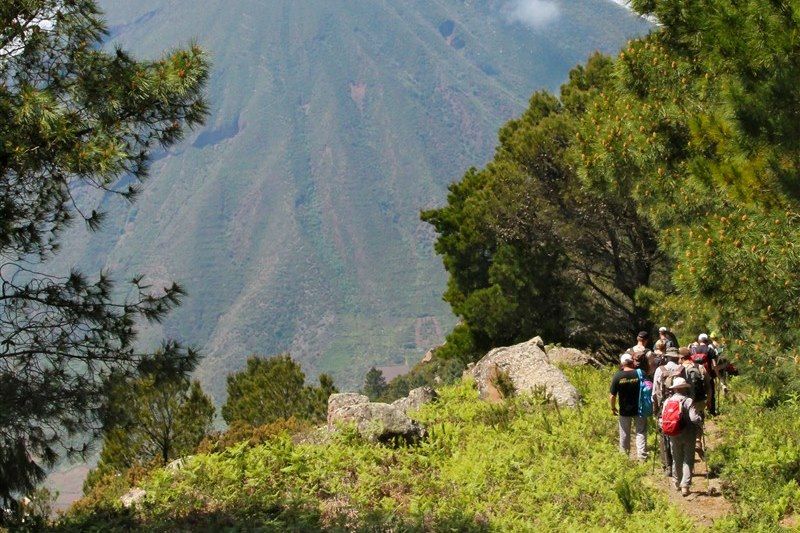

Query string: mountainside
[60,0,649,396]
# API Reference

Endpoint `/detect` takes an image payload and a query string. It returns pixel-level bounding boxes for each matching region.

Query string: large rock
[327,392,370,425]
[327,389,436,443]
[392,386,437,415]
[546,346,603,369]
[468,337,581,407]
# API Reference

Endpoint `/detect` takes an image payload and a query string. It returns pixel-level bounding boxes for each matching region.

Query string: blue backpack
[637,368,654,417]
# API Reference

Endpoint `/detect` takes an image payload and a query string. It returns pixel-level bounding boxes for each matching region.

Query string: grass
[708,381,800,531]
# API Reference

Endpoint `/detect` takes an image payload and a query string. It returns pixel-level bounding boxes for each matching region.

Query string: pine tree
[362,367,387,400]
[222,355,337,426]
[86,373,215,488]
[0,1,208,505]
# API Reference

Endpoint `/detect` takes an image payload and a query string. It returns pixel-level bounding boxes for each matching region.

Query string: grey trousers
[619,416,648,460]
[669,429,697,488]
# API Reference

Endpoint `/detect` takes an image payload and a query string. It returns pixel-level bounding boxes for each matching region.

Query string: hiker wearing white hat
[653,347,682,477]
[660,377,704,497]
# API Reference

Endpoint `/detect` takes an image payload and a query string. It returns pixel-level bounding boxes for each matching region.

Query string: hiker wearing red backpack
[690,333,718,415]
[660,377,703,496]
[610,353,649,461]
[652,347,682,477]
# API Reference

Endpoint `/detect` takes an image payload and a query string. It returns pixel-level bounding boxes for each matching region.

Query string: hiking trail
[645,418,732,527]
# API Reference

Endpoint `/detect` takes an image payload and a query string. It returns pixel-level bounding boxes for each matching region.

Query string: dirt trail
[645,419,732,528]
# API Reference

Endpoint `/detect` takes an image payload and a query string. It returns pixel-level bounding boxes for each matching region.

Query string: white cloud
[502,0,560,28]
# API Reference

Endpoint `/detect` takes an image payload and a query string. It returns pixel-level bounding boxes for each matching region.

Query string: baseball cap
[659,326,667,333]
[698,333,709,342]
[620,353,634,365]
[637,331,649,339]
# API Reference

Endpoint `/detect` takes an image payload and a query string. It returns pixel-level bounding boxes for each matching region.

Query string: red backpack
[691,344,711,374]
[660,398,686,436]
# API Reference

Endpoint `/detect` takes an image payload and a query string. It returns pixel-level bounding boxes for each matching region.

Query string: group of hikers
[609,328,729,497]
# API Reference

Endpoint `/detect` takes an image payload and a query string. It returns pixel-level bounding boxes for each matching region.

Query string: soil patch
[646,419,732,528]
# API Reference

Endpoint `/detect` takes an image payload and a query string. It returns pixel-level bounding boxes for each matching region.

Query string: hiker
[658,326,678,350]
[680,347,710,457]
[629,331,654,379]
[652,339,666,371]
[653,347,681,476]
[660,377,703,496]
[679,348,709,413]
[610,353,648,460]
[690,333,718,415]
[653,347,682,412]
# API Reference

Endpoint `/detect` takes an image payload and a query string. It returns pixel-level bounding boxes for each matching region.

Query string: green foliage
[0,0,208,508]
[361,367,387,401]
[221,355,337,426]
[84,374,214,493]
[708,383,800,530]
[570,10,800,389]
[57,368,694,531]
[428,0,800,388]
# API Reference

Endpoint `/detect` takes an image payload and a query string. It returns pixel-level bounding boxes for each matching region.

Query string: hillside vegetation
[57,368,695,531]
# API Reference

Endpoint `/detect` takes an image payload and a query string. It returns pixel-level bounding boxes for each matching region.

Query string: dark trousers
[659,429,673,474]
[709,379,717,415]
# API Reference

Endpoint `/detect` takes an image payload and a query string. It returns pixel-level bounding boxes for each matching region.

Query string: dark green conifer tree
[222,355,337,426]
[362,367,387,401]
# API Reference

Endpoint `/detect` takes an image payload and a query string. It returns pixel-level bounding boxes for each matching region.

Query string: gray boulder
[327,388,436,443]
[391,386,437,415]
[468,336,581,407]
[327,392,370,426]
[546,346,603,368]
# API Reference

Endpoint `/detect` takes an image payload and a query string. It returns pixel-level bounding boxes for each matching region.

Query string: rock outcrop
[546,346,603,369]
[391,386,437,415]
[467,337,581,407]
[327,387,436,443]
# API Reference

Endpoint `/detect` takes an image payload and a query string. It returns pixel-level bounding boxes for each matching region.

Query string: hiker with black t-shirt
[660,377,703,497]
[610,353,648,460]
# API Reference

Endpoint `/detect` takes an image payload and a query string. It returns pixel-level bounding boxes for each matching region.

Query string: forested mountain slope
[58,0,649,395]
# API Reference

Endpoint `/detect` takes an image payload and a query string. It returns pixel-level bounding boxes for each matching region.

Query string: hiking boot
[673,480,680,490]
[681,486,690,497]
